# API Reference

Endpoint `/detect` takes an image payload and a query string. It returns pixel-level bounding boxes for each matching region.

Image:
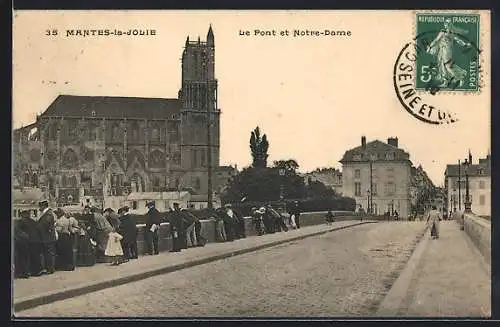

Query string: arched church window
[32,173,38,187]
[195,177,201,190]
[62,149,78,169]
[24,172,30,186]
[129,122,140,143]
[48,123,58,140]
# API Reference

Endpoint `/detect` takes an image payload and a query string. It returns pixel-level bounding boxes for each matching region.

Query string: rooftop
[39,95,181,120]
[340,139,410,163]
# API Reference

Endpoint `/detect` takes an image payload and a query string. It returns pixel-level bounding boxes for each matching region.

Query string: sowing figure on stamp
[426,18,472,88]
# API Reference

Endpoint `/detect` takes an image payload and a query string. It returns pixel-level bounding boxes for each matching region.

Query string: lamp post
[463,158,472,213]
[366,190,371,215]
[279,168,286,212]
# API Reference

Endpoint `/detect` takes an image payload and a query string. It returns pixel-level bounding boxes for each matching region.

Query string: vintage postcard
[12,10,491,318]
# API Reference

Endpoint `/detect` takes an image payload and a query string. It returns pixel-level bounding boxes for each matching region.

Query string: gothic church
[13,26,221,205]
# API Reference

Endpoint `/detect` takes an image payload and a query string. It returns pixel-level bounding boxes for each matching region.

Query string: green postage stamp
[415,13,480,92]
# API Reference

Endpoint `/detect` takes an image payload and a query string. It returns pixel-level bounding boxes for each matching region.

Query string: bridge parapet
[452,211,490,265]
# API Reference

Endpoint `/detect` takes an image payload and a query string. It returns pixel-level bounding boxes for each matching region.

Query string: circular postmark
[394,29,482,125]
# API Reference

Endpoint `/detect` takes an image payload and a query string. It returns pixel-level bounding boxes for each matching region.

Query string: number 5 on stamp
[415,13,480,92]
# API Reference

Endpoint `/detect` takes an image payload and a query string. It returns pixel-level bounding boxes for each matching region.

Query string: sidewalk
[14,219,374,312]
[376,221,491,318]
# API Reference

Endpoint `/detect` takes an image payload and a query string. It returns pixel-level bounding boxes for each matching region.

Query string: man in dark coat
[144,201,161,255]
[290,201,301,229]
[37,200,57,274]
[14,210,31,278]
[168,202,185,252]
[19,209,44,276]
[119,206,138,259]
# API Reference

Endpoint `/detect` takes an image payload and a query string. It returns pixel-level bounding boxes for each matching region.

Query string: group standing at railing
[13,199,304,279]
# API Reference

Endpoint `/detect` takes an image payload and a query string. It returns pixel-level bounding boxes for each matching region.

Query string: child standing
[104,228,124,266]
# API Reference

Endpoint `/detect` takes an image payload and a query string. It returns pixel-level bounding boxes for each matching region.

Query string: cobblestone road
[18,222,426,317]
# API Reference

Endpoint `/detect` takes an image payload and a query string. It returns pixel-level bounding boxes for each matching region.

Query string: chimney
[361,136,366,148]
[388,137,398,148]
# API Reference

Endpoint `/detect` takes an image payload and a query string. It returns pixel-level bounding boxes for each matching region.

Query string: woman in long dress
[426,205,442,239]
[76,220,96,267]
[426,18,472,88]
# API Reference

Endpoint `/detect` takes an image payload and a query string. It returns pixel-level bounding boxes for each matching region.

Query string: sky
[12,10,491,186]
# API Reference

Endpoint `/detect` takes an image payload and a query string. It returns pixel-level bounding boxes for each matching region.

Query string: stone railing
[133,211,358,255]
[454,211,491,265]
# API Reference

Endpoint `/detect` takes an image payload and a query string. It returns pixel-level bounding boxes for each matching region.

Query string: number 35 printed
[45,29,58,36]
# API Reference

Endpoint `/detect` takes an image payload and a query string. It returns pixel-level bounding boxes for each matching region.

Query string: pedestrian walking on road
[145,201,161,255]
[325,210,334,225]
[426,205,442,239]
[37,199,57,275]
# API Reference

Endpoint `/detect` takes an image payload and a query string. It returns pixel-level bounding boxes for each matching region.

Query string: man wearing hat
[145,201,161,255]
[168,202,185,252]
[119,205,138,260]
[37,199,57,274]
[14,210,32,278]
[290,201,301,229]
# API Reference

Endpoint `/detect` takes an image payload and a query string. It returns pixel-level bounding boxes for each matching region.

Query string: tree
[273,159,299,174]
[250,127,269,168]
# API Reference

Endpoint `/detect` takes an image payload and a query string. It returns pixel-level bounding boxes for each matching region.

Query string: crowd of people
[13,199,303,279]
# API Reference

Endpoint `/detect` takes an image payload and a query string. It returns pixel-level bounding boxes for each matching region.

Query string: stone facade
[340,136,412,218]
[13,26,222,207]
[444,153,491,217]
[304,168,343,195]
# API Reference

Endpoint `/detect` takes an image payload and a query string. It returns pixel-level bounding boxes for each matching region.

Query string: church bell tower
[179,26,220,194]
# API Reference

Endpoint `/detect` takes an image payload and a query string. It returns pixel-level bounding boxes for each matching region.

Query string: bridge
[13,211,490,318]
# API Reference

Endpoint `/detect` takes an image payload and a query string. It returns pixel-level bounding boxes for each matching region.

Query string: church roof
[41,95,181,120]
[339,140,410,163]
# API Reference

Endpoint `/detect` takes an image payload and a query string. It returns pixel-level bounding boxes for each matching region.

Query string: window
[480,195,485,205]
[354,169,361,179]
[353,154,361,161]
[479,181,486,189]
[372,183,378,196]
[200,149,206,167]
[195,177,201,190]
[192,150,197,168]
[355,182,361,196]
[387,182,396,195]
[372,203,378,215]
[132,201,138,210]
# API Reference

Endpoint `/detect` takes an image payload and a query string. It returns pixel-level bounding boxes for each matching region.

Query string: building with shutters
[444,152,491,217]
[12,26,223,208]
[340,136,412,218]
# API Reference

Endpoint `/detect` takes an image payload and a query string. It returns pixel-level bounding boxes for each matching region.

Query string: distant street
[19,222,426,317]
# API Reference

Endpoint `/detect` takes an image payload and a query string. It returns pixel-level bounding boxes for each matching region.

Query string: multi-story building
[304,168,343,195]
[12,26,221,208]
[444,152,491,217]
[340,136,412,218]
[410,164,438,215]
